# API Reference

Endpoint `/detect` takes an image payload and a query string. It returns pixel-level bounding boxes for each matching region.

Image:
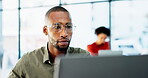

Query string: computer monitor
[54,55,148,78]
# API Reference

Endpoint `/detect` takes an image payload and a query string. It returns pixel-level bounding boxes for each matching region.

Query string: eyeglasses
[47,23,76,33]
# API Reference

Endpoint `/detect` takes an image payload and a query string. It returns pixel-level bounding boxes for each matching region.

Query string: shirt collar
[43,46,51,64]
[43,43,71,64]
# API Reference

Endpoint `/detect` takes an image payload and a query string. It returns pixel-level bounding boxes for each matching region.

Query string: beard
[49,37,70,52]
[54,43,69,51]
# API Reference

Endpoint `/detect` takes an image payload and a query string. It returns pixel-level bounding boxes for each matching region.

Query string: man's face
[47,11,72,51]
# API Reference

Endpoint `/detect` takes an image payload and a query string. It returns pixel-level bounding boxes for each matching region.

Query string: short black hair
[45,6,69,17]
[45,6,70,25]
[95,26,110,36]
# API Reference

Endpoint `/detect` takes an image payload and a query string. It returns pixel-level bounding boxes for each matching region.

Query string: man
[8,6,90,78]
[87,26,110,56]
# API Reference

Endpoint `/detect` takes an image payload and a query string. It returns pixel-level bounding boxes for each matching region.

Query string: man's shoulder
[67,47,90,56]
[24,46,46,55]
[21,46,46,61]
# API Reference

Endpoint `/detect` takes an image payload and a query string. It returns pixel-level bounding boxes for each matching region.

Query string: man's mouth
[58,39,70,46]
[58,41,69,45]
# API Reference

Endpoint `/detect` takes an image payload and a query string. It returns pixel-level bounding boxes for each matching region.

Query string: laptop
[99,50,123,56]
[54,55,148,78]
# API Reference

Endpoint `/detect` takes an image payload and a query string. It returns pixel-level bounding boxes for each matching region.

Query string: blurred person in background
[87,26,110,56]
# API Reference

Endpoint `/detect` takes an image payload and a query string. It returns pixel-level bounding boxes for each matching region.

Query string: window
[111,1,148,55]
[63,2,109,49]
[20,7,49,55]
[1,10,18,78]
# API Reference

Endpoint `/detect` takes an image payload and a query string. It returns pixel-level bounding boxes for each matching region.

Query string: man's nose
[60,28,68,38]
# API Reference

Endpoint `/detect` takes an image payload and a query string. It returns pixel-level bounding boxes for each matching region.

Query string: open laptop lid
[54,55,148,78]
[98,50,123,56]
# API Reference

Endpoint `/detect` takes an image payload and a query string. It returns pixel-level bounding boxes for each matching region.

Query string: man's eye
[54,26,61,29]
[66,26,72,29]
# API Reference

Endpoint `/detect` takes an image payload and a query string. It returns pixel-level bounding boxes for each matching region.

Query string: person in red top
[87,26,110,56]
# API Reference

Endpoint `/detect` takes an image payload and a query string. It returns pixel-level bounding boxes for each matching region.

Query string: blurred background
[0,0,148,77]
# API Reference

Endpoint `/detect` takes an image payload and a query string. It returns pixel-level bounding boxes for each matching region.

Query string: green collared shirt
[8,46,90,78]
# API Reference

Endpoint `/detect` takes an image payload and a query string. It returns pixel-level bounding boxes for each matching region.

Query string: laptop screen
[54,55,148,78]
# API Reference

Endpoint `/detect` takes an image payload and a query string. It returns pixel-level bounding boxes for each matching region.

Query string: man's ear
[43,26,48,35]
